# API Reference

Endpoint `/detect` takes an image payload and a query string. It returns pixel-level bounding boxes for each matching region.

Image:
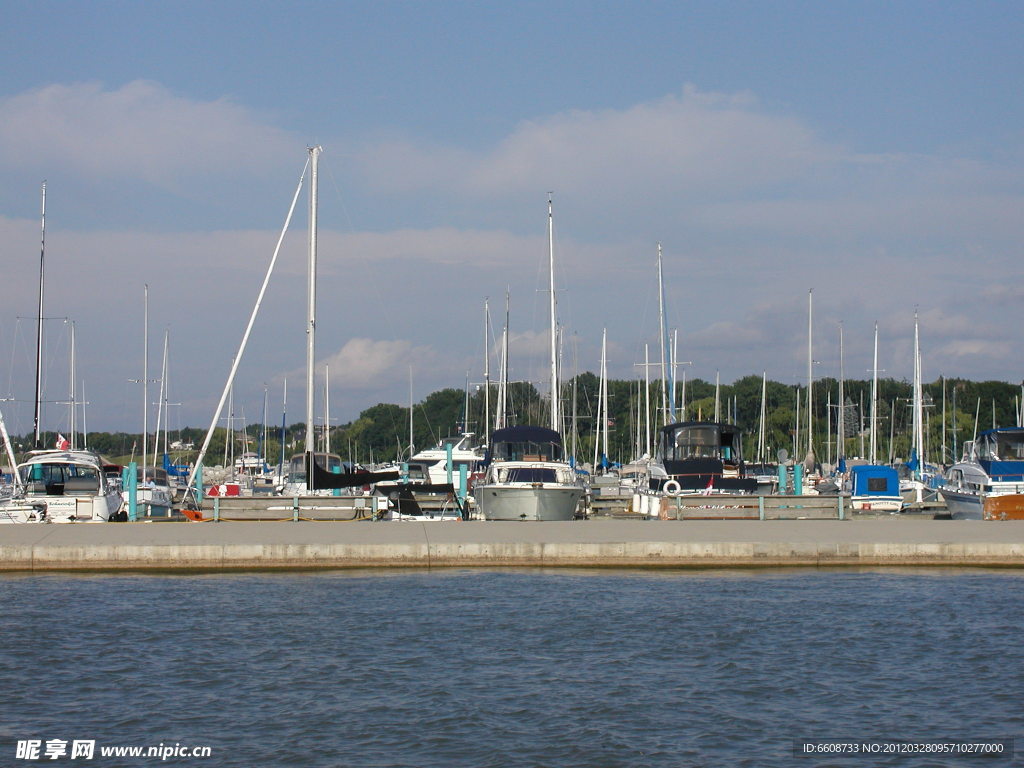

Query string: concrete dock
[2,518,1023,571]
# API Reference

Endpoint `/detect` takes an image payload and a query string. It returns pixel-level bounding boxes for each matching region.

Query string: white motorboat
[405,434,484,485]
[474,198,585,522]
[938,427,1024,520]
[4,449,123,523]
[475,426,585,521]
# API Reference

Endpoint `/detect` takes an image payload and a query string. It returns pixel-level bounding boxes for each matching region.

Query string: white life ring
[663,479,682,497]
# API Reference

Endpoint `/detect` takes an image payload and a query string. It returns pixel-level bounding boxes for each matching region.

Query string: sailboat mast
[644,343,651,456]
[152,329,169,470]
[806,289,813,460]
[33,182,46,448]
[408,367,414,457]
[601,328,609,466]
[548,196,559,434]
[324,364,331,454]
[495,290,509,432]
[838,323,845,462]
[143,283,149,470]
[758,371,767,464]
[279,379,287,481]
[657,243,670,424]
[304,145,321,461]
[68,321,76,449]
[913,310,925,477]
[483,298,490,446]
[870,321,879,464]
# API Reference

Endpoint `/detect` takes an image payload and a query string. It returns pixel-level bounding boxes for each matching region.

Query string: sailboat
[475,197,585,521]
[844,323,902,512]
[292,147,398,496]
[1,183,122,523]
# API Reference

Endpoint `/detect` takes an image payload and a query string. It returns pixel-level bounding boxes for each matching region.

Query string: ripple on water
[1,569,1022,767]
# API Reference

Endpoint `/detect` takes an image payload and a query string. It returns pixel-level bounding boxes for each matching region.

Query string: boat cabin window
[504,467,558,483]
[20,462,100,494]
[135,468,169,484]
[491,440,563,462]
[867,477,889,492]
[287,453,343,483]
[991,434,1024,461]
[406,462,428,480]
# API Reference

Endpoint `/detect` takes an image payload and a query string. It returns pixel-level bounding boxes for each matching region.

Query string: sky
[1,0,1023,437]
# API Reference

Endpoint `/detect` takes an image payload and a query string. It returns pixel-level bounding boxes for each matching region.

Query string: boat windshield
[20,462,101,492]
[287,453,343,483]
[664,426,720,460]
[661,424,741,463]
[986,434,1024,461]
[490,440,564,462]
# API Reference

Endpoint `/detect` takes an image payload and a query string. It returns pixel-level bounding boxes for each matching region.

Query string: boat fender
[664,479,681,497]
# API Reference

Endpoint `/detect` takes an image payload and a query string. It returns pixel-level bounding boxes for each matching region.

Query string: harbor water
[1,569,1021,767]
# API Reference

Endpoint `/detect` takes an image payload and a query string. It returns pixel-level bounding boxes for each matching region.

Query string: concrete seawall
[2,519,1024,572]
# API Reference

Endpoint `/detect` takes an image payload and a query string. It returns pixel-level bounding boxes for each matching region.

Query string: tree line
[10,376,1022,469]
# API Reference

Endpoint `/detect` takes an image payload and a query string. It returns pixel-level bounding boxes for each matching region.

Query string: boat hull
[851,495,903,513]
[476,485,584,521]
[938,488,1024,520]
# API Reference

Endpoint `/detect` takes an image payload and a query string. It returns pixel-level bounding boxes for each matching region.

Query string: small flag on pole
[701,474,714,496]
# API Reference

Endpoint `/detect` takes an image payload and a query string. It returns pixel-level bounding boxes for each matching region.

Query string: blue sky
[1,1,1023,438]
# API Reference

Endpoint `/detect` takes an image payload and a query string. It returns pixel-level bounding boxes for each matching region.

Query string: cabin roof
[490,426,562,445]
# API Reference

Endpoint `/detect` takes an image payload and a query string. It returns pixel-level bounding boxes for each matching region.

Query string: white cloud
[0,80,294,185]
[358,85,838,200]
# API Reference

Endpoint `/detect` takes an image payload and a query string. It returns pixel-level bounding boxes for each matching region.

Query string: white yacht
[405,434,484,485]
[474,198,584,522]
[475,426,585,521]
[1,449,123,523]
[938,427,1024,520]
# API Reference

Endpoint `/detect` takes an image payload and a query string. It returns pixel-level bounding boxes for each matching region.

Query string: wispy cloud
[0,80,294,186]
[358,85,838,201]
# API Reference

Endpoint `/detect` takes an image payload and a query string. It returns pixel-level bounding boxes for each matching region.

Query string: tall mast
[495,291,509,432]
[547,195,559,433]
[671,329,677,418]
[152,329,169,470]
[33,182,46,448]
[260,385,268,464]
[870,321,879,463]
[680,369,687,421]
[941,376,947,463]
[600,328,609,467]
[758,371,767,464]
[408,366,414,457]
[571,335,579,461]
[806,289,813,461]
[324,364,331,454]
[304,145,321,465]
[913,310,925,477]
[483,298,491,445]
[657,243,670,424]
[644,343,651,456]
[279,379,287,481]
[68,321,76,449]
[143,283,149,469]
[838,323,845,463]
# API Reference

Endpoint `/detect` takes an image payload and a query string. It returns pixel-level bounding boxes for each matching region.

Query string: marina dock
[1,518,1022,572]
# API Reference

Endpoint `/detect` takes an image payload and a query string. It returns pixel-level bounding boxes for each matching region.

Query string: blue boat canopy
[850,464,900,497]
